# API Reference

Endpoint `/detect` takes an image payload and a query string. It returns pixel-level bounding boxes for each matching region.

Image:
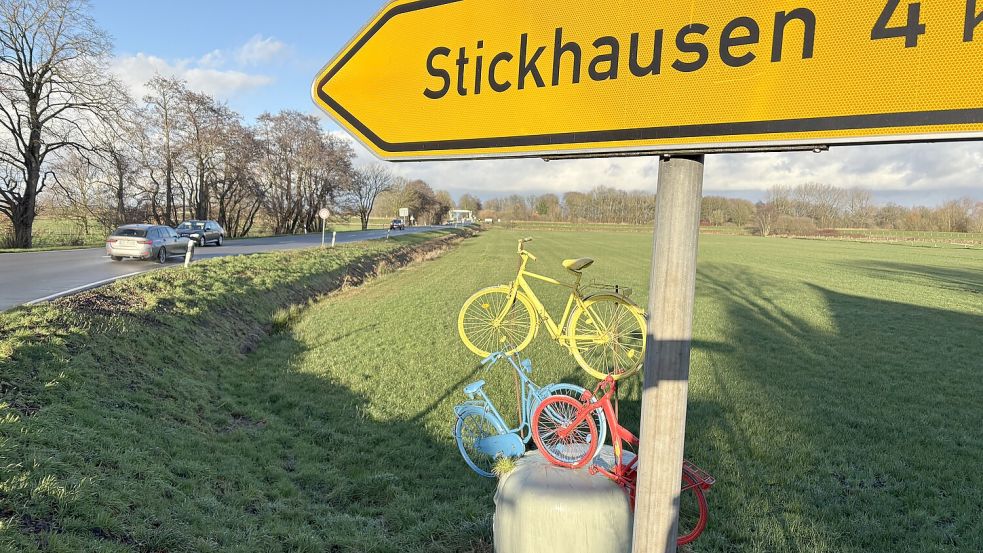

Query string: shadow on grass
[842,261,983,296]
[687,262,982,552]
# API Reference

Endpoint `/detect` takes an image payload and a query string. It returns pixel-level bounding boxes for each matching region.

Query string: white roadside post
[184,240,194,268]
[331,231,337,248]
[318,208,331,248]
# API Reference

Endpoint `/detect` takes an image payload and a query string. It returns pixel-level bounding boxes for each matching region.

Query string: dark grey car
[106,224,190,263]
[176,220,225,247]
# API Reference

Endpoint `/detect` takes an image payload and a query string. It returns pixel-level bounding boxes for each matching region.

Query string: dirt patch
[19,512,58,534]
[223,413,267,433]
[60,288,148,317]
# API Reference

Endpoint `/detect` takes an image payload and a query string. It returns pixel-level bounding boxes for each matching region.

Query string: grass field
[1,228,981,551]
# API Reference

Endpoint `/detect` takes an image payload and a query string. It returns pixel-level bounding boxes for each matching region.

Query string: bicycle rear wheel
[455,410,503,478]
[532,395,598,468]
[568,295,646,380]
[458,286,536,357]
[677,466,709,545]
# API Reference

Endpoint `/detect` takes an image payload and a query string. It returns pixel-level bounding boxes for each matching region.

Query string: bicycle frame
[579,378,639,498]
[559,376,713,506]
[497,241,589,346]
[464,354,554,443]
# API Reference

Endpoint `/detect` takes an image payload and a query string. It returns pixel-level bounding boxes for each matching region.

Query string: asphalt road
[0,226,443,312]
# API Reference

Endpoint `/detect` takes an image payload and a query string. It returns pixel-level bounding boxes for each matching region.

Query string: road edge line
[23,271,148,306]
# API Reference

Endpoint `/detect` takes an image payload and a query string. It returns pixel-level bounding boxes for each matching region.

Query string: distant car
[176,220,225,246]
[390,218,405,230]
[106,224,190,263]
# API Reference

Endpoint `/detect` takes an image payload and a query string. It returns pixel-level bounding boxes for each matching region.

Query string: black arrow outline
[315,0,983,155]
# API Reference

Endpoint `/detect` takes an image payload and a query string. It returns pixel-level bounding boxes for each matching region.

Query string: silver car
[106,224,190,263]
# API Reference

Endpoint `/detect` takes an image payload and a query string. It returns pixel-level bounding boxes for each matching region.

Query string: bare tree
[342,164,396,230]
[844,187,875,228]
[0,0,123,248]
[212,120,263,237]
[457,193,482,215]
[139,76,186,226]
[753,202,778,236]
[255,110,327,234]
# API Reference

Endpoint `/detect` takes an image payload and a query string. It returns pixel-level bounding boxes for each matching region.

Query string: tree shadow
[688,262,982,551]
[842,261,983,296]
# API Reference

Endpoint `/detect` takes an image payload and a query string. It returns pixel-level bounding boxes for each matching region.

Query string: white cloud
[329,128,983,205]
[197,49,226,69]
[113,53,273,101]
[111,34,291,102]
[235,35,288,66]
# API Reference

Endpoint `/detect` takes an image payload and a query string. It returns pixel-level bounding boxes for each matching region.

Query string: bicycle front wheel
[458,286,536,357]
[542,383,607,455]
[677,466,709,545]
[454,410,503,478]
[568,295,646,380]
[532,395,598,468]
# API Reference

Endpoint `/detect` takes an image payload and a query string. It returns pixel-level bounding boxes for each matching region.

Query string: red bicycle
[532,376,715,545]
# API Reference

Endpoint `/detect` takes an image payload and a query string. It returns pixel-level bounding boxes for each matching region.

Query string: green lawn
[1,228,980,551]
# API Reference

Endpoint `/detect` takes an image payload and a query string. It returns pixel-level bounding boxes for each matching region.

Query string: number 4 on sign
[872,0,926,48]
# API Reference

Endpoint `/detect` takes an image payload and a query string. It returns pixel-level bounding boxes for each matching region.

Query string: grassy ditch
[0,228,478,552]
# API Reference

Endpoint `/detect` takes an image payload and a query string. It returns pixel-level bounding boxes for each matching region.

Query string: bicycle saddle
[464,380,486,395]
[562,258,595,272]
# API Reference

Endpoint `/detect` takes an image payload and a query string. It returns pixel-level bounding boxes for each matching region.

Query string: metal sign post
[632,156,704,551]
[318,208,331,248]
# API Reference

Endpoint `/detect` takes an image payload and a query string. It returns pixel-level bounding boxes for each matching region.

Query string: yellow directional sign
[313,0,983,160]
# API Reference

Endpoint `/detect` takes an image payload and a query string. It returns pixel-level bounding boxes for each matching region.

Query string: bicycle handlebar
[517,237,536,258]
[594,375,618,395]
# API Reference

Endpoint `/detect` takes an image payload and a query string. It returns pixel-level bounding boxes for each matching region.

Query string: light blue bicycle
[453,351,607,477]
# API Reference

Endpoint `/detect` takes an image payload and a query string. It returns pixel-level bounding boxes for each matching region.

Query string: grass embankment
[2,227,981,551]
[0,228,479,552]
[233,229,981,552]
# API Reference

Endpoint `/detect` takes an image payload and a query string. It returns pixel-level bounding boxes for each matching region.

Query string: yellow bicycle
[458,238,647,380]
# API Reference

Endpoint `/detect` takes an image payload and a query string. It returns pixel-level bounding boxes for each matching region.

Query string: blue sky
[92,0,376,121]
[92,1,982,204]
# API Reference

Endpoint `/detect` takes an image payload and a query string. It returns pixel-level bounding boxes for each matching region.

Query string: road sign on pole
[399,207,410,217]
[313,0,983,161]
[319,208,331,248]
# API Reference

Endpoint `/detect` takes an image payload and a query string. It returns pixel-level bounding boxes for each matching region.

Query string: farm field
[284,229,982,552]
[1,228,981,551]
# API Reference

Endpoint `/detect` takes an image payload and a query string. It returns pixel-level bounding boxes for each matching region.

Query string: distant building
[449,209,473,223]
